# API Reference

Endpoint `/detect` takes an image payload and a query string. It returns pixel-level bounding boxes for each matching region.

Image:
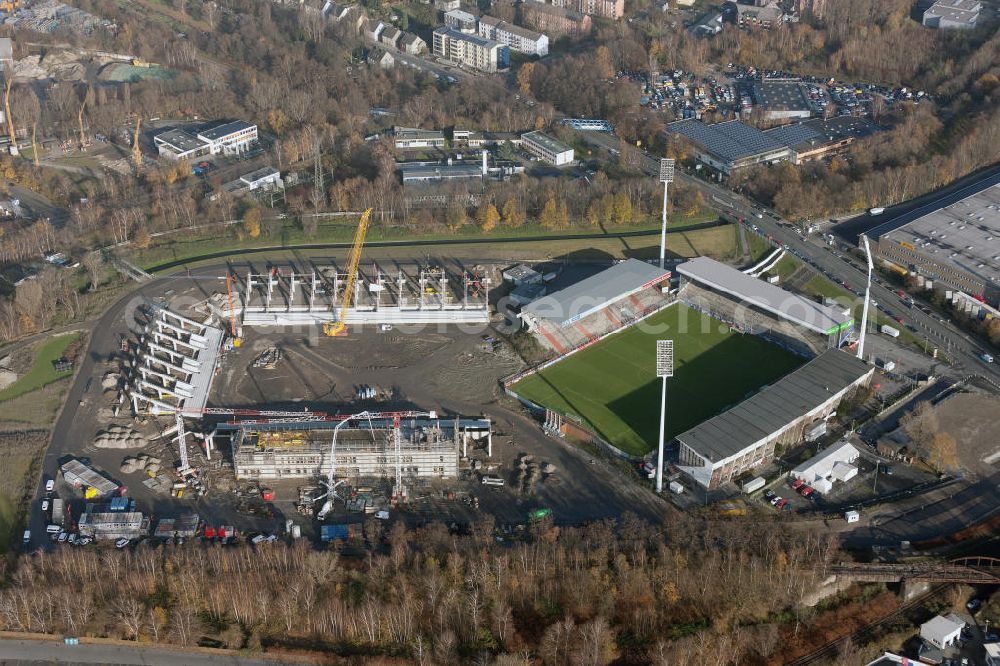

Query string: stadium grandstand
[518,259,672,354]
[676,349,874,489]
[676,257,854,346]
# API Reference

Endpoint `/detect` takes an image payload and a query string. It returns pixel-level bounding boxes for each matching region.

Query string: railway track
[784,585,946,665]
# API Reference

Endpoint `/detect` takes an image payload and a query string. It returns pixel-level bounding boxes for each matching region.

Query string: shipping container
[669,481,684,494]
[844,510,860,523]
[321,524,355,542]
[741,477,765,494]
[880,324,900,338]
[51,498,64,525]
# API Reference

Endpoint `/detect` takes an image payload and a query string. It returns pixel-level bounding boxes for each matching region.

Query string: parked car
[41,499,49,512]
[22,530,30,544]
[967,598,982,612]
[770,496,783,506]
[45,479,54,493]
[800,486,814,497]
[115,538,130,549]
[775,499,789,510]
[764,490,776,500]
[790,478,804,490]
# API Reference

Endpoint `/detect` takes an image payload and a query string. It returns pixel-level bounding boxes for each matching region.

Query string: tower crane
[323,208,373,337]
[174,412,192,476]
[132,116,142,168]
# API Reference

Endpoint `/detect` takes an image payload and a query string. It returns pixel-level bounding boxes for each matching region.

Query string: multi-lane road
[579,131,1000,385]
[0,637,287,665]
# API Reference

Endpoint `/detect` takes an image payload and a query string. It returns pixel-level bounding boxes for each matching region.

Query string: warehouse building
[790,440,860,493]
[764,116,878,164]
[676,350,873,489]
[433,27,509,73]
[751,80,813,120]
[667,119,792,175]
[154,121,258,161]
[677,256,854,341]
[224,416,492,481]
[868,176,1000,306]
[394,126,447,150]
[478,16,549,56]
[521,131,574,165]
[923,0,981,29]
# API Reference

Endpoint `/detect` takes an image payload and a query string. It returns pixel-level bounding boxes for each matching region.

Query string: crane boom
[323,208,373,337]
[175,412,191,473]
[225,273,241,347]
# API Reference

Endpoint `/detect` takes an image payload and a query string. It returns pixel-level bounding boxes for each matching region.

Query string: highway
[0,637,288,664]
[579,131,1000,384]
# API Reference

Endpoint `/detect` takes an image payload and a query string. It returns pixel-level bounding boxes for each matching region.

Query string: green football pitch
[511,304,805,456]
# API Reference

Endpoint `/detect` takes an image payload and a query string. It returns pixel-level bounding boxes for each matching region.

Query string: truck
[51,498,64,525]
[741,476,765,494]
[982,352,995,364]
[880,324,900,338]
[481,475,505,486]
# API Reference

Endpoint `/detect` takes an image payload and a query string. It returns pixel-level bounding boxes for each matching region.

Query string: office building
[153,121,258,161]
[521,131,574,165]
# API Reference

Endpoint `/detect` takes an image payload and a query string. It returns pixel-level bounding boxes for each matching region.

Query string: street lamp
[655,339,674,493]
[659,159,675,270]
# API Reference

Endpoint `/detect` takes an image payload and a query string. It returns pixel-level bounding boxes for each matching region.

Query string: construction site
[33,203,676,549]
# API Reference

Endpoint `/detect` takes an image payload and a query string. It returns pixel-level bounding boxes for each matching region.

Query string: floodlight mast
[857,235,875,360]
[659,159,675,270]
[655,340,674,493]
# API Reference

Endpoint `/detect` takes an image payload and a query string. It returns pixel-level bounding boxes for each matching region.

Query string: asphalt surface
[0,638,287,664]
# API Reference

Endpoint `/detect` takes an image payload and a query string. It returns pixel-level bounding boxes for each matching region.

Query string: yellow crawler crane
[323,208,373,337]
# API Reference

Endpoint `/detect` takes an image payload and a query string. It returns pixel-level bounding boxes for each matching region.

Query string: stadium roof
[677,257,854,335]
[521,259,670,327]
[676,350,872,463]
[668,119,789,163]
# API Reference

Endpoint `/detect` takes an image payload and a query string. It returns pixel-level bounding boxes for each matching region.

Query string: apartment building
[444,8,478,32]
[519,3,592,36]
[478,15,549,56]
[546,0,623,18]
[432,27,509,73]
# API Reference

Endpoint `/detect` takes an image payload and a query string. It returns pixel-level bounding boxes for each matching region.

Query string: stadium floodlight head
[656,340,674,377]
[659,158,675,184]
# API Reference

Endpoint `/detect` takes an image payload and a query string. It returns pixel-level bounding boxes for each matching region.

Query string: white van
[46,524,61,534]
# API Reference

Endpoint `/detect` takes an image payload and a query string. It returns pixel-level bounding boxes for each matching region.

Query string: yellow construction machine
[323,208,373,337]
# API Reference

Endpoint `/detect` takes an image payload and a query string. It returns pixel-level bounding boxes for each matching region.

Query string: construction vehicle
[323,208,373,337]
[131,59,151,68]
[225,273,242,347]
[252,346,281,369]
[132,117,141,168]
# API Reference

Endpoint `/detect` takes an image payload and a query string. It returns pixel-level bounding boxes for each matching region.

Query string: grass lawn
[0,431,48,552]
[132,210,720,271]
[0,334,81,403]
[511,304,804,455]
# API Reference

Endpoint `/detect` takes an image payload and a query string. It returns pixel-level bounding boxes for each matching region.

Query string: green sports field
[511,304,805,455]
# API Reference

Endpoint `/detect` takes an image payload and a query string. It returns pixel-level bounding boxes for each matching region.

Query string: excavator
[323,208,373,337]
